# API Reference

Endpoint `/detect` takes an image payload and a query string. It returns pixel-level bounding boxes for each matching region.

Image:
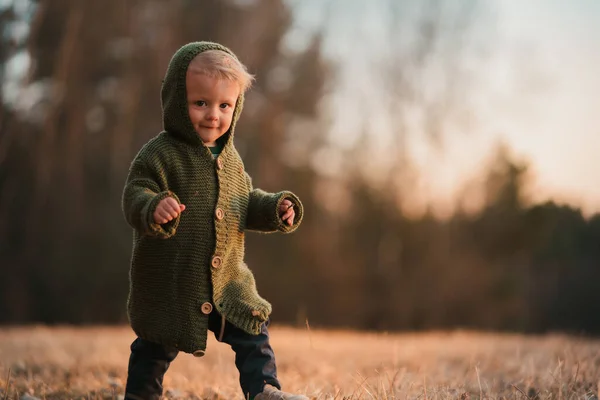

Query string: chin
[197,132,223,144]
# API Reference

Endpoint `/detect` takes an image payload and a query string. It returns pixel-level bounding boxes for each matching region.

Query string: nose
[205,107,218,121]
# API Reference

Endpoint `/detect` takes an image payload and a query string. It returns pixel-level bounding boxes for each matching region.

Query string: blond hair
[188,50,254,93]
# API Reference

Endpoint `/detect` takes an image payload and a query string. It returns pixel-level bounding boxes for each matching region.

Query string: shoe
[254,384,309,400]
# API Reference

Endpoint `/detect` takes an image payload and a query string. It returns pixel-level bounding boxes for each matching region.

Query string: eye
[194,100,206,107]
[220,103,232,109]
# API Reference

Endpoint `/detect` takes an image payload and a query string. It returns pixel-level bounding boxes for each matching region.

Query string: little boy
[122,41,308,400]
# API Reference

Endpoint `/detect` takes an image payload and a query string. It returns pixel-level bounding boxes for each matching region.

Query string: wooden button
[211,256,223,268]
[216,158,224,170]
[193,350,205,357]
[215,208,224,221]
[200,302,213,315]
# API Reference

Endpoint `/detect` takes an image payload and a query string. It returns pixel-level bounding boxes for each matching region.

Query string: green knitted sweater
[122,42,303,355]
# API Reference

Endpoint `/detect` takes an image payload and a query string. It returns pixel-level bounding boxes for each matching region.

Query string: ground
[0,325,599,399]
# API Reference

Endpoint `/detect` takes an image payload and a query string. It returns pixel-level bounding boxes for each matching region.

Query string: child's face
[186,71,240,146]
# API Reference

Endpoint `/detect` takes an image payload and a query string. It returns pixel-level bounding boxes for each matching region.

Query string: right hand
[153,197,186,224]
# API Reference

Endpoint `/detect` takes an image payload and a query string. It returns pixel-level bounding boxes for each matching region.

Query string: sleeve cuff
[275,191,303,233]
[141,191,181,239]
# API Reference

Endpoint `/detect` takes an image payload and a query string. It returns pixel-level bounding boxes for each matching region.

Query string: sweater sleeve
[244,172,303,233]
[122,156,181,239]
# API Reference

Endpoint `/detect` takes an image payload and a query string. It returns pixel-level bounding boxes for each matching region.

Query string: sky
[3,0,598,217]
[486,0,600,216]
[286,0,600,217]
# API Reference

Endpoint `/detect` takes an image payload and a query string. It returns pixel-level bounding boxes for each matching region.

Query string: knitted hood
[160,41,245,146]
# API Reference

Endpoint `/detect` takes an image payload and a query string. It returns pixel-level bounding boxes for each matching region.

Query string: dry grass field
[0,325,599,399]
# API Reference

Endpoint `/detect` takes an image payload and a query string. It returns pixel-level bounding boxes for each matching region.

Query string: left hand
[278,199,295,226]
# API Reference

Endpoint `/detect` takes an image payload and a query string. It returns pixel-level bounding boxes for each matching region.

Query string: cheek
[219,115,232,133]
[188,108,200,122]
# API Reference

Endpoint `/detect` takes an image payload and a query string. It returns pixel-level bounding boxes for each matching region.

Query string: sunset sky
[287,0,600,217]
[487,0,600,216]
[3,0,598,216]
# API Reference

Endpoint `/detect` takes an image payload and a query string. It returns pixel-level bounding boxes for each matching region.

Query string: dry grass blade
[332,387,342,399]
[511,384,530,399]
[388,368,401,389]
[476,365,483,399]
[350,373,372,399]
[2,327,600,398]
[567,362,580,393]
[3,368,10,400]
[305,318,313,350]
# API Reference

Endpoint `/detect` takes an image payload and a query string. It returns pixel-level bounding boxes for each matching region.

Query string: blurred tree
[301,0,497,330]
[1,0,600,335]
[0,0,329,324]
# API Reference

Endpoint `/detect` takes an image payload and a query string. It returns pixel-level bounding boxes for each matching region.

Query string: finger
[155,203,167,220]
[164,202,180,219]
[281,209,293,221]
[286,215,294,226]
[165,197,179,209]
[158,209,173,221]
[154,212,168,224]
[280,204,294,216]
[167,199,182,215]
[155,203,172,222]
[156,206,170,218]
[179,204,186,212]
[169,207,179,219]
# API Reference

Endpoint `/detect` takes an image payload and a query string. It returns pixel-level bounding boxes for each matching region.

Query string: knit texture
[122,42,303,355]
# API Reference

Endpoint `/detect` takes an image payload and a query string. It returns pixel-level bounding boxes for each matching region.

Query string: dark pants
[124,310,280,400]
